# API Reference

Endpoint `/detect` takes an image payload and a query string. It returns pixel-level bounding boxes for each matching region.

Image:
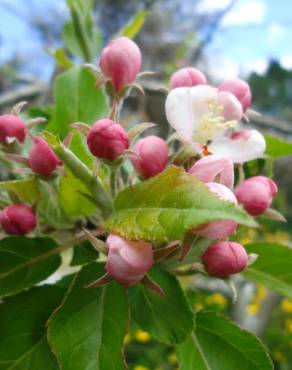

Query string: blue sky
[0,0,292,81]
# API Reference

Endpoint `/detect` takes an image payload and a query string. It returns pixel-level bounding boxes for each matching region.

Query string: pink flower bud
[99,37,142,92]
[189,155,234,189]
[87,119,129,161]
[235,176,278,216]
[0,114,26,143]
[193,182,237,239]
[0,204,36,235]
[131,135,168,179]
[218,91,243,121]
[28,138,61,177]
[218,78,252,112]
[105,234,153,288]
[202,241,248,277]
[169,67,207,90]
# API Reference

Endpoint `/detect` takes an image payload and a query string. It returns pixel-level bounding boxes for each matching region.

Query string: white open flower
[165,85,265,163]
[165,85,243,145]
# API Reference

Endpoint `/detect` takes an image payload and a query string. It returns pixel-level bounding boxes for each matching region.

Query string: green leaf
[0,237,62,297]
[0,285,67,370]
[47,66,108,139]
[48,262,128,370]
[244,242,292,298]
[51,48,74,69]
[129,266,194,344]
[106,166,256,242]
[265,135,292,158]
[178,311,273,370]
[0,178,39,204]
[58,131,97,218]
[70,240,99,266]
[118,10,150,39]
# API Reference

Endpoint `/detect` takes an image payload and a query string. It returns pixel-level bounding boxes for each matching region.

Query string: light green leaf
[48,262,128,370]
[51,48,74,69]
[129,266,194,344]
[244,242,292,298]
[47,66,108,139]
[106,166,256,242]
[178,311,273,370]
[118,10,150,39]
[0,285,67,370]
[265,135,292,158]
[0,178,39,204]
[0,237,62,297]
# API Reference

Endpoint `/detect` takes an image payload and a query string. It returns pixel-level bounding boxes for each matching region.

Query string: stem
[110,166,118,197]
[53,144,113,217]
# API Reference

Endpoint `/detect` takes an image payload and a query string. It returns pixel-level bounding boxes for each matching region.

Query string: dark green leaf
[0,285,67,370]
[70,240,99,266]
[47,67,108,139]
[48,262,128,370]
[178,311,273,370]
[244,242,292,298]
[265,135,292,158]
[0,237,62,297]
[106,166,256,242]
[129,266,194,344]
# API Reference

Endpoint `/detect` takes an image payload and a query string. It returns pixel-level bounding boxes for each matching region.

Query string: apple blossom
[202,241,248,277]
[29,138,61,177]
[0,204,37,235]
[192,182,238,239]
[99,37,142,92]
[0,114,26,143]
[165,85,243,146]
[208,129,266,163]
[105,234,153,288]
[189,155,234,189]
[169,67,207,89]
[218,78,252,112]
[87,119,129,161]
[131,135,168,179]
[235,176,278,216]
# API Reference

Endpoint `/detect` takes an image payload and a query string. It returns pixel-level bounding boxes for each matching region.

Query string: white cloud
[244,59,268,74]
[221,0,266,27]
[268,22,285,44]
[280,55,292,69]
[196,0,232,13]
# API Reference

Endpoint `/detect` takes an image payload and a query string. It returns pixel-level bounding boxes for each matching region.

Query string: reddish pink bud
[105,234,153,288]
[0,204,36,235]
[28,138,61,177]
[87,119,129,161]
[202,241,248,277]
[0,114,26,143]
[99,37,142,92]
[235,176,278,216]
[218,78,252,112]
[193,182,237,239]
[189,155,234,189]
[131,135,168,179]
[169,67,207,90]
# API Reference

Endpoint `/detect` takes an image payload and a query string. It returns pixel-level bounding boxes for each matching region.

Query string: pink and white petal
[208,129,266,163]
[189,155,234,188]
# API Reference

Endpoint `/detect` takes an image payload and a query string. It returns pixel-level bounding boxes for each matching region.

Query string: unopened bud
[105,234,153,288]
[202,241,248,277]
[170,67,207,90]
[99,37,142,92]
[218,78,252,112]
[87,119,129,161]
[131,135,168,179]
[29,138,61,177]
[0,204,36,235]
[235,176,278,216]
[0,114,26,143]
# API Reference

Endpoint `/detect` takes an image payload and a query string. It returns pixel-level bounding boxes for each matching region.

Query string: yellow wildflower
[134,330,151,343]
[281,299,292,314]
[134,366,149,370]
[247,304,259,315]
[206,293,228,307]
[285,319,292,333]
[168,352,178,365]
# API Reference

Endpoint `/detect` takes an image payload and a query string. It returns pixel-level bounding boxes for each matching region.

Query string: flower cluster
[0,36,280,292]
